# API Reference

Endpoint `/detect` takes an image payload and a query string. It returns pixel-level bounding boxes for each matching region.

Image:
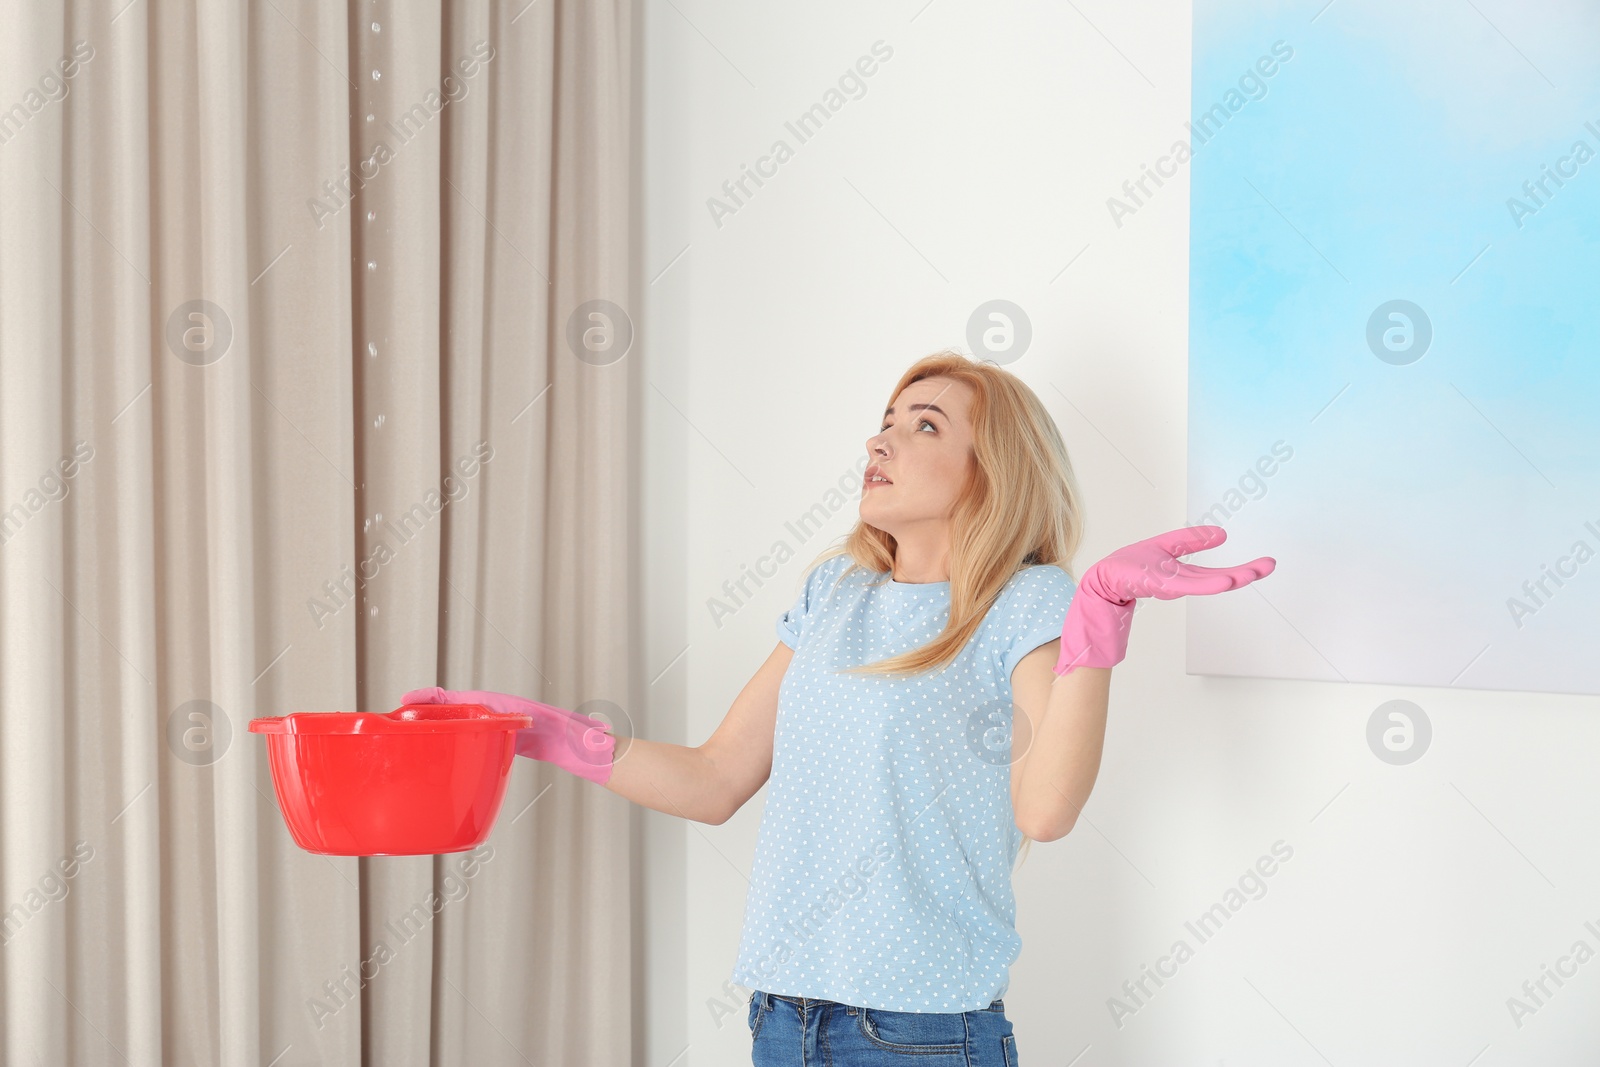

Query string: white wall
[640,2,1600,1064]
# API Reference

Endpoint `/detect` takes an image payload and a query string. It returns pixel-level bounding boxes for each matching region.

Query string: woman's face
[861,376,976,532]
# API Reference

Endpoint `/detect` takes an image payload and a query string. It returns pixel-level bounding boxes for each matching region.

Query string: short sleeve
[776,555,847,650]
[992,564,1077,682]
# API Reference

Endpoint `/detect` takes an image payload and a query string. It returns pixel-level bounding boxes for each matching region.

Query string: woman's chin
[858,509,894,536]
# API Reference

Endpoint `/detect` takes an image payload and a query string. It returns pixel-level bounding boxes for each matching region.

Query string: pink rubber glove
[401,687,616,785]
[1055,525,1276,676]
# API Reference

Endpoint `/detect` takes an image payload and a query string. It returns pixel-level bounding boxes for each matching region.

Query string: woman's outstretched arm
[1009,639,1112,842]
[601,640,792,825]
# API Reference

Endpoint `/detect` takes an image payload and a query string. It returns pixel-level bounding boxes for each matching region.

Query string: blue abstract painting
[1185,0,1600,694]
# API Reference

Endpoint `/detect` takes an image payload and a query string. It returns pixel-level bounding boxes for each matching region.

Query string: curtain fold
[0,1,635,1064]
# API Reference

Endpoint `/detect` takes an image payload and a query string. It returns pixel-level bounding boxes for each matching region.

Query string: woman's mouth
[864,466,893,490]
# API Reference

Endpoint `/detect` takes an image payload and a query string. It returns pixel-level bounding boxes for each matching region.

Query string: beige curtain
[0,1,635,1064]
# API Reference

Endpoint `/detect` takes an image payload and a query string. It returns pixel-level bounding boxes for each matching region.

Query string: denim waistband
[761,991,1005,1014]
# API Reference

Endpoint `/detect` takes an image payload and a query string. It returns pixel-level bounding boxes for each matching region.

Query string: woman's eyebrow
[882,403,947,419]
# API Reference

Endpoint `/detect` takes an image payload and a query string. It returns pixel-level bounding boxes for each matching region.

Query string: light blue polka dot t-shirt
[729,551,1078,1013]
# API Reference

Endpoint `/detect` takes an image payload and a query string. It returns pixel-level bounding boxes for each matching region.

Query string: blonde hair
[794,350,1087,868]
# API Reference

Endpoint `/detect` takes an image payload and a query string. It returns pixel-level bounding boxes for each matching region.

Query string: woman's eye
[917,418,936,432]
[878,419,937,433]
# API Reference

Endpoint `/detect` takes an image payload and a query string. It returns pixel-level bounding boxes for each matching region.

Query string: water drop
[366,210,376,222]
[363,517,371,532]
[367,341,378,358]
[371,21,381,32]
[369,605,379,617]
[373,414,386,429]
[375,512,384,523]
[371,69,381,81]
[366,113,375,123]
[367,261,377,272]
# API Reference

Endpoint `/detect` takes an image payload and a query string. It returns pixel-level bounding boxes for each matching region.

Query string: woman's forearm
[1016,666,1111,841]
[598,734,729,824]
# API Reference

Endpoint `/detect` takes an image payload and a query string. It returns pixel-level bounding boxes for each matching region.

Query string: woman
[406,351,1275,1065]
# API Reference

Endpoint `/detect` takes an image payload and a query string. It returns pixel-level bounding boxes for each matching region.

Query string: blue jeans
[747,989,1019,1066]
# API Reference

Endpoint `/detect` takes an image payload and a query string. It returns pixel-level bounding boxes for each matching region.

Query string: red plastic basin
[248,703,532,856]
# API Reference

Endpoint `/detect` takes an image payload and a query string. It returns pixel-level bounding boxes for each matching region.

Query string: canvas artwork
[1184,0,1600,694]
